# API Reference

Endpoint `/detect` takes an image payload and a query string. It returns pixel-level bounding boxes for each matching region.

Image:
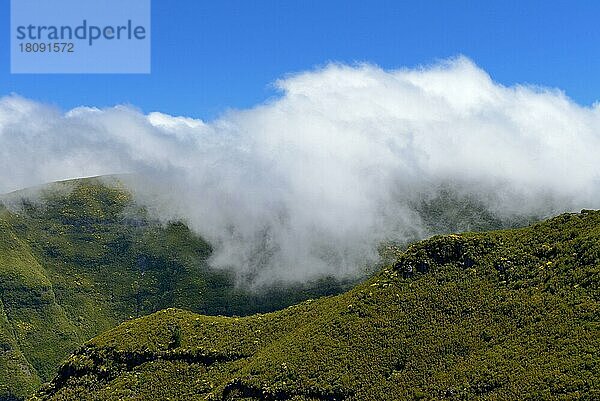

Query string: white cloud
[1,56,599,283]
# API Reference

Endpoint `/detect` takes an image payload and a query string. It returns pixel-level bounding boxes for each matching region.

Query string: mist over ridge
[1,56,599,284]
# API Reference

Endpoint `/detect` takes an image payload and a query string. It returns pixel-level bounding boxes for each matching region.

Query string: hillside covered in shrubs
[33,210,600,400]
[0,179,350,400]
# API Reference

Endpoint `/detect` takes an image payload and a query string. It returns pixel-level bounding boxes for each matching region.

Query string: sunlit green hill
[0,178,350,400]
[33,210,600,400]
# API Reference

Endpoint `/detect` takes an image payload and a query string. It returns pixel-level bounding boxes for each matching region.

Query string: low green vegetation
[0,177,575,400]
[0,178,352,400]
[32,210,600,400]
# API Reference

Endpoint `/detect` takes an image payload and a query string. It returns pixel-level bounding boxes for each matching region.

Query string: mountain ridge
[31,210,600,400]
[0,178,356,400]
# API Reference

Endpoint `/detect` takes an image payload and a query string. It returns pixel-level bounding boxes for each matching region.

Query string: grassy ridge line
[0,178,355,400]
[33,210,600,400]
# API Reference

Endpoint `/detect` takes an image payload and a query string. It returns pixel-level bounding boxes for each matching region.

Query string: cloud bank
[1,57,599,283]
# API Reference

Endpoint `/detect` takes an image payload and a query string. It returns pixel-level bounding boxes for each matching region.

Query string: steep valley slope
[0,178,352,400]
[0,177,520,399]
[32,210,600,400]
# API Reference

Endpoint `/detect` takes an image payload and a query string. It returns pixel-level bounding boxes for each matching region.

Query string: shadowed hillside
[32,210,600,400]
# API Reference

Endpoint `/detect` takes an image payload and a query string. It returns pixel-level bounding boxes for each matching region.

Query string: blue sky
[2,0,600,119]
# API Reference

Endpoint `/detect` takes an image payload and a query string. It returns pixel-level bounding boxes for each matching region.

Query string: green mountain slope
[32,210,600,400]
[0,178,351,400]
[0,216,45,399]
